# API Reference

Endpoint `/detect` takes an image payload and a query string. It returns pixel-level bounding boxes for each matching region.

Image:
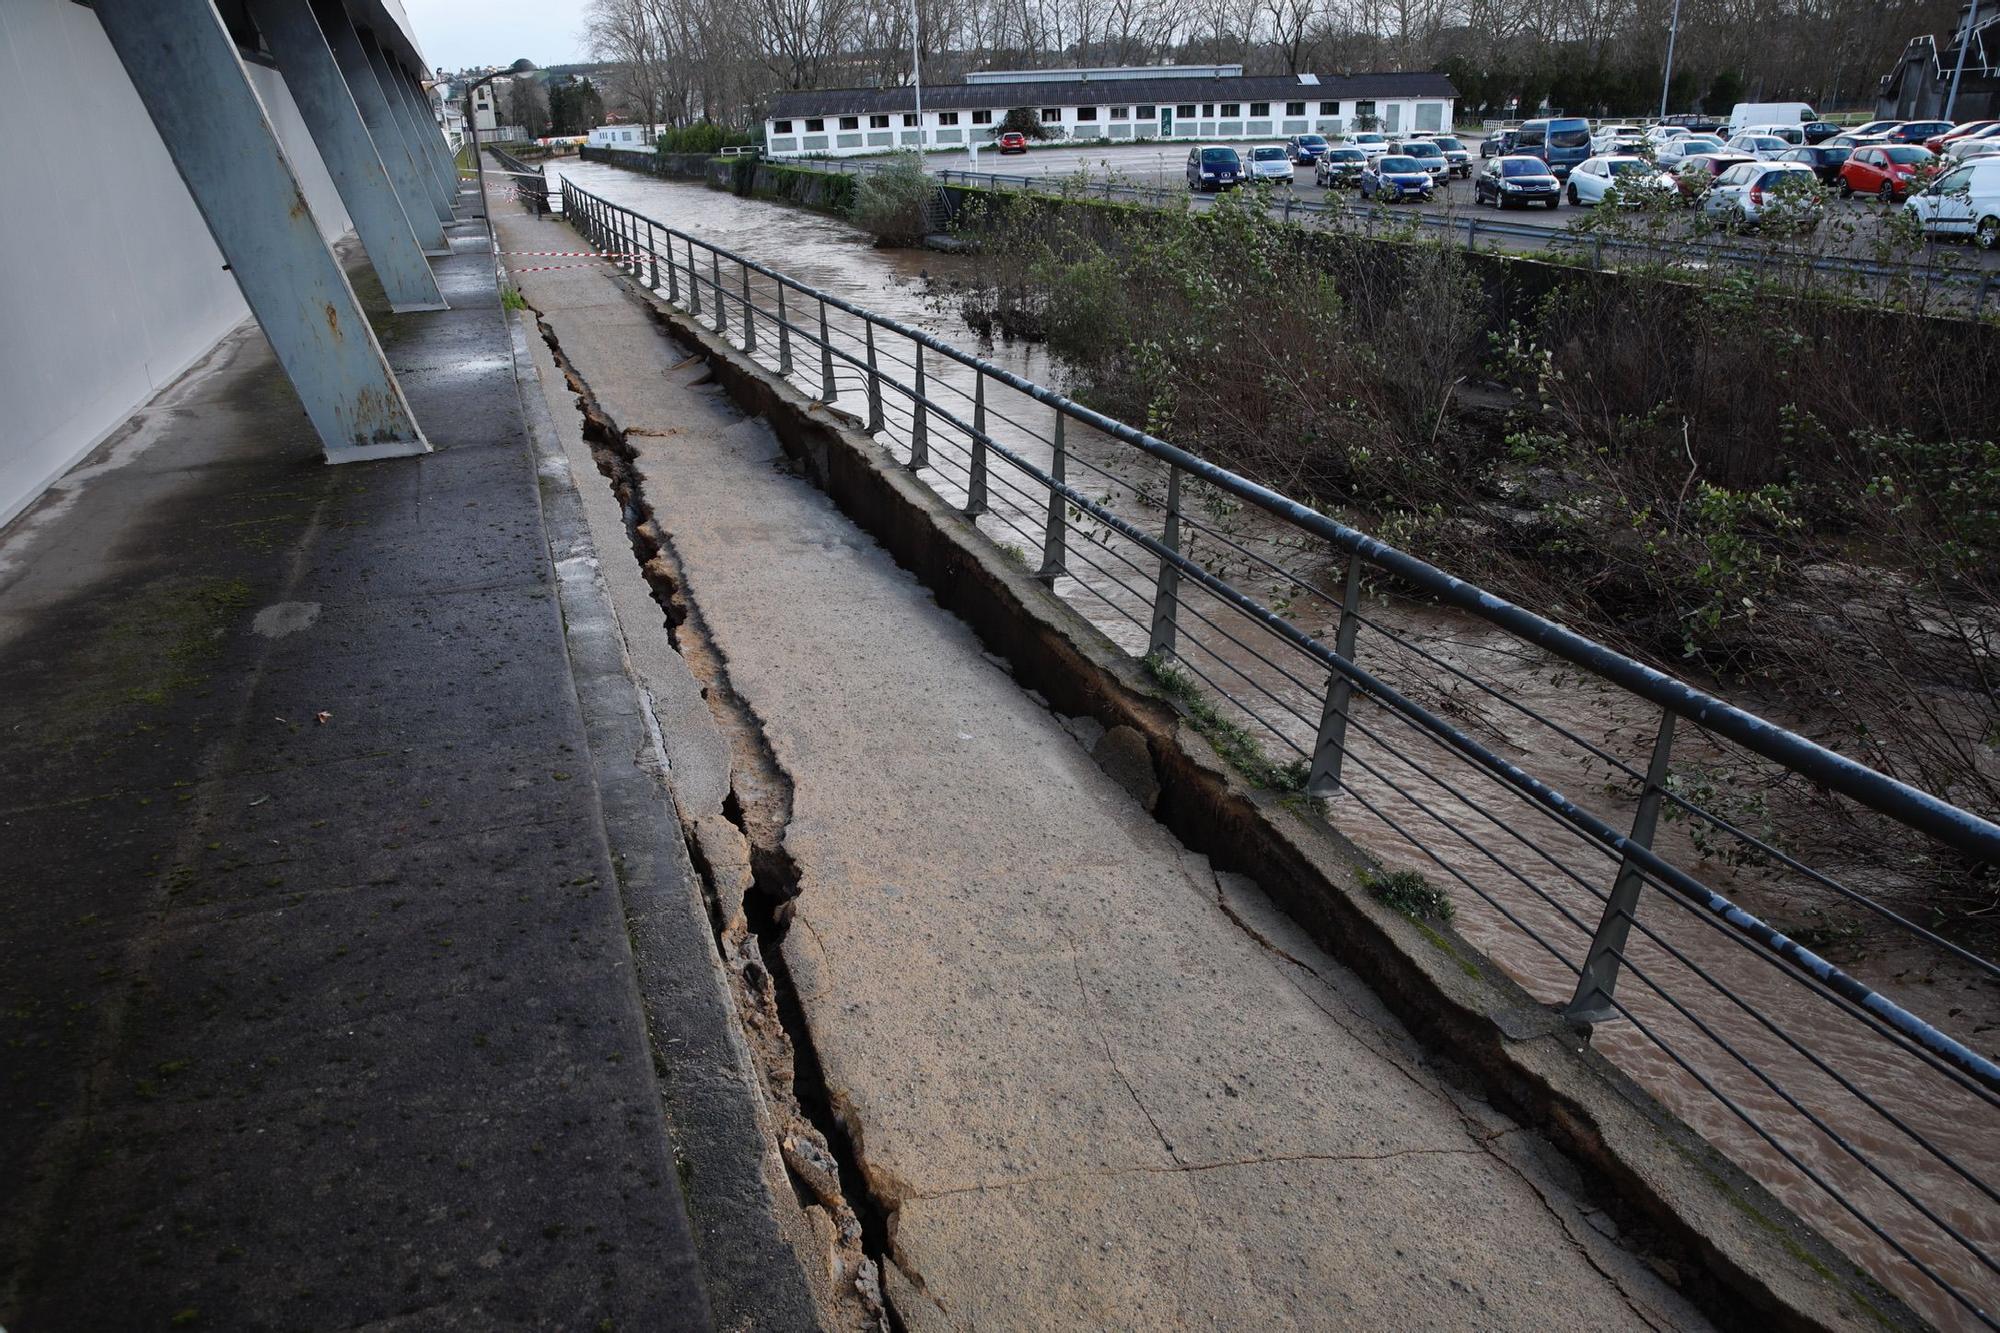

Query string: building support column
[389,62,458,192]
[245,0,446,312]
[91,0,426,462]
[314,0,450,254]
[359,27,454,221]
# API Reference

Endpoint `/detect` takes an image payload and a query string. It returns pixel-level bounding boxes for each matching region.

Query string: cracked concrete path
[499,201,1711,1331]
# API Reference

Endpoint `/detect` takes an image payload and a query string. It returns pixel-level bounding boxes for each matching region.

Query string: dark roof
[768,72,1457,119]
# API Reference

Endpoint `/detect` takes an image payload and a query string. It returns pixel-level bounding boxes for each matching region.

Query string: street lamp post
[910,0,924,154]
[1658,0,1683,119]
[465,58,537,218]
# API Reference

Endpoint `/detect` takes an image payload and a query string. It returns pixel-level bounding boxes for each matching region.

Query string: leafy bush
[1362,869,1456,922]
[656,122,758,155]
[847,153,933,244]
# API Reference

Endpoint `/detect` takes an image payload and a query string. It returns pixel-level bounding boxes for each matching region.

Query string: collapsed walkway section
[496,187,1795,1333]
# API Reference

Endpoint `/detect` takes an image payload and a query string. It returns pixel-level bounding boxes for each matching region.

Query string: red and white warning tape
[508,262,633,272]
[497,250,639,258]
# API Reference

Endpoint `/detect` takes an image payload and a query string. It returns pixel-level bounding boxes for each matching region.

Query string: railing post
[1037,409,1067,585]
[1147,465,1183,658]
[647,220,659,288]
[1307,553,1366,799]
[686,237,700,318]
[711,249,725,334]
[1565,710,1677,1028]
[965,371,988,517]
[819,299,836,402]
[909,343,929,469]
[665,229,679,302]
[776,282,792,375]
[742,263,757,353]
[864,323,884,433]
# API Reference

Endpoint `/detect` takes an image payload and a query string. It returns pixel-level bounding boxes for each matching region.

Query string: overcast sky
[405,0,593,73]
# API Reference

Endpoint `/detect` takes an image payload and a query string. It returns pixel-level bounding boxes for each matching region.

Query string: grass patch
[1362,868,1455,923]
[1144,654,1309,793]
[500,287,528,312]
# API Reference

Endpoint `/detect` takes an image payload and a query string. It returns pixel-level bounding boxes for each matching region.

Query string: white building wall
[0,0,353,529]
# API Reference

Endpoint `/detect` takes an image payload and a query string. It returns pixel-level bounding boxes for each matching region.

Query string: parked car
[1474,155,1561,208]
[1479,129,1518,158]
[1315,145,1369,186]
[1645,124,1691,147]
[1361,154,1435,201]
[1702,160,1823,228]
[997,131,1028,154]
[1925,120,2000,153]
[1349,131,1391,159]
[1661,113,1727,135]
[1429,135,1473,177]
[1725,134,1794,160]
[1246,144,1295,184]
[1673,153,1755,199]
[1847,120,1906,139]
[1742,123,1807,145]
[1516,116,1593,177]
[1801,120,1843,144]
[1774,144,1851,184]
[1391,138,1451,181]
[1840,143,1936,200]
[1186,144,1243,190]
[1902,156,2000,248]
[1888,120,1954,145]
[1565,155,1678,206]
[1946,136,2000,165]
[1285,133,1332,163]
[1591,124,1648,154]
[1726,101,1817,136]
[1657,133,1726,166]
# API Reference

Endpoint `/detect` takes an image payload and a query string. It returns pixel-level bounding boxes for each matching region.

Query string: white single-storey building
[763,65,1458,157]
[587,123,657,150]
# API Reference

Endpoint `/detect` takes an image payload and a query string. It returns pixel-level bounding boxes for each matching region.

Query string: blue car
[1361,154,1434,202]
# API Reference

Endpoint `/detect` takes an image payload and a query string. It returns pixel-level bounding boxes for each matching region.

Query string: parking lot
[930,137,2000,274]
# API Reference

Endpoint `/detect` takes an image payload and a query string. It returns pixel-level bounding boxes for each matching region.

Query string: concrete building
[763,65,1457,156]
[588,123,658,150]
[1877,2,2000,122]
[0,0,462,528]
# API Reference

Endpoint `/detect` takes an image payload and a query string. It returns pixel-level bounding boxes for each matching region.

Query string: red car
[1839,144,1936,200]
[997,131,1028,154]
[1925,120,2000,153]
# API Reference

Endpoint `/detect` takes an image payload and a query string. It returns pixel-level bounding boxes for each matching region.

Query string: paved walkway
[499,193,1713,1330]
[0,192,724,1328]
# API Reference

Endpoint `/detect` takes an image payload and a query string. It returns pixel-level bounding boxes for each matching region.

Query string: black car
[1662,113,1727,135]
[1776,144,1851,184]
[1479,130,1518,158]
[1476,155,1561,208]
[1889,119,1954,144]
[1801,120,1842,144]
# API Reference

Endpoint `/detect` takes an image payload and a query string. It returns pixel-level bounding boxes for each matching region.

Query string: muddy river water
[544,158,1998,1328]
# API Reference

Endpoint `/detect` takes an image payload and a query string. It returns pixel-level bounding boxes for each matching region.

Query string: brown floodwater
[545,159,2000,1329]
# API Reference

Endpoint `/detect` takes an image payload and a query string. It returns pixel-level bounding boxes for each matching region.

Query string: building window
[840,116,859,130]
[1076,106,1098,121]
[1200,103,1213,117]
[972,109,992,124]
[1249,102,1268,116]
[1137,105,1156,119]
[774,119,793,133]
[869,113,889,128]
[1178,104,1196,118]
[1319,102,1337,115]
[1354,100,1375,121]
[1221,103,1240,117]
[1109,106,1128,119]
[939,111,959,125]
[903,113,919,126]
[806,118,824,131]
[1286,101,1305,116]
[1041,107,1061,122]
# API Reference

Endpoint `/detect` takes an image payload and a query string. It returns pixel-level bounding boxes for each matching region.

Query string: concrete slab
[499,192,1714,1330]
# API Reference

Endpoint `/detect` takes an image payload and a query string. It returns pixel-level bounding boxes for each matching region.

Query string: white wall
[0,0,354,529]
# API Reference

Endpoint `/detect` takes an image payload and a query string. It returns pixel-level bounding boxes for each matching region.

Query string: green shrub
[656,122,758,155]
[1362,869,1455,923]
[848,153,933,244]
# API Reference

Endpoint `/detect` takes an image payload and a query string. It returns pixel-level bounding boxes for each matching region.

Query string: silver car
[1702,160,1823,227]
[1725,134,1795,161]
[1246,144,1295,184]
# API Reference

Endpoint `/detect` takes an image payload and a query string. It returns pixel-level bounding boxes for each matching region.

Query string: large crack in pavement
[530,308,899,1332]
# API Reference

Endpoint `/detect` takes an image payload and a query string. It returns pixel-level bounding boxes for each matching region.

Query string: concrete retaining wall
[0,0,356,530]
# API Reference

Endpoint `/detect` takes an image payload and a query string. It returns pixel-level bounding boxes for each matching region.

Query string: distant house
[587,124,655,150]
[763,65,1459,157]
[1878,1,1999,121]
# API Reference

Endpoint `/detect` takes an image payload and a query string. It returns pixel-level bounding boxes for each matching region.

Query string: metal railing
[776,156,2000,308]
[487,146,552,215]
[555,175,2000,1328]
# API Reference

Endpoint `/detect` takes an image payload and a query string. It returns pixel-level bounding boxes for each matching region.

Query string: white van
[1728,102,1817,135]
[1902,156,2000,248]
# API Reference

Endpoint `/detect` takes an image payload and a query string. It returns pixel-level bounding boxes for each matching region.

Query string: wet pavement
[0,191,724,1327]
